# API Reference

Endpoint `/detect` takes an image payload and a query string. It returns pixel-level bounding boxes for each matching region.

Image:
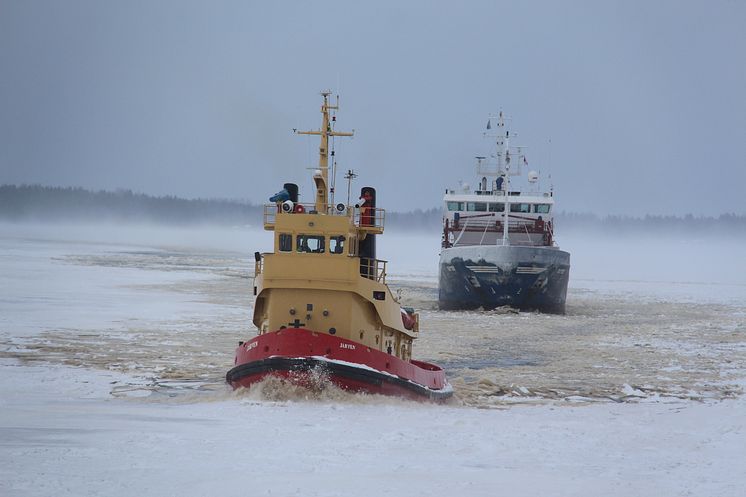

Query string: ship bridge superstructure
[442,111,558,249]
[252,92,419,363]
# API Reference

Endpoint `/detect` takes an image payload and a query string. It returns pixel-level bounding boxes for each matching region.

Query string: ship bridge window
[330,235,346,254]
[296,234,325,253]
[278,233,292,252]
[489,203,505,212]
[467,202,487,212]
[534,204,551,214]
[447,201,464,211]
[510,203,531,213]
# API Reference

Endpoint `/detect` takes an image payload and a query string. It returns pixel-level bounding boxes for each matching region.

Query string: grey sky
[1,0,744,215]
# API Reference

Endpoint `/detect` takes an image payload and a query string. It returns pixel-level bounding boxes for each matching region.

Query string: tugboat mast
[295,91,354,211]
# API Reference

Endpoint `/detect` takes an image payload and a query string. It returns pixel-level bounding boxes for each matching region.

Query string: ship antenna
[344,169,357,206]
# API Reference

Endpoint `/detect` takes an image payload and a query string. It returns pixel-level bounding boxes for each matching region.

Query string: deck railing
[253,253,387,282]
[264,203,341,225]
[353,207,385,231]
[263,203,385,232]
[360,257,387,283]
[449,216,549,233]
[443,215,555,248]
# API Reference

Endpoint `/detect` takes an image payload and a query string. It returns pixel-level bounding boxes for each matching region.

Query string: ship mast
[496,111,511,246]
[295,91,354,212]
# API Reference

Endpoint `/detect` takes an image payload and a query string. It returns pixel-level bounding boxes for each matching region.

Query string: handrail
[264,203,347,225]
[445,189,551,197]
[263,203,385,231]
[360,257,387,283]
[444,216,554,247]
[451,217,547,232]
[353,207,385,230]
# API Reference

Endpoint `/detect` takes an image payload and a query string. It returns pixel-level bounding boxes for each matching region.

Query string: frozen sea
[1,222,745,496]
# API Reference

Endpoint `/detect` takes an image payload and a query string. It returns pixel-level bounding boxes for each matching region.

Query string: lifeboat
[226,92,452,401]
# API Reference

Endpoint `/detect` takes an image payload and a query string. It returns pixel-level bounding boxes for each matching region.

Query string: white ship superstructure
[438,112,570,313]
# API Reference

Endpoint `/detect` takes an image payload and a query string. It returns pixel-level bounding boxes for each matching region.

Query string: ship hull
[438,245,570,314]
[226,328,452,401]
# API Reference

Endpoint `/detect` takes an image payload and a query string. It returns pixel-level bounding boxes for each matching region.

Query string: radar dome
[528,171,539,183]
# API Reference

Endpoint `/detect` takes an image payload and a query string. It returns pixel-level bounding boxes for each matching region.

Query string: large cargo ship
[227,92,452,400]
[438,112,570,313]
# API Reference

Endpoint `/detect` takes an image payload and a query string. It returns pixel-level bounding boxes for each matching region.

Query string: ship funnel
[283,183,298,203]
[358,187,376,275]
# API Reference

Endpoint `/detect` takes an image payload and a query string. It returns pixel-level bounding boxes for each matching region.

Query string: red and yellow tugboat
[226,92,452,401]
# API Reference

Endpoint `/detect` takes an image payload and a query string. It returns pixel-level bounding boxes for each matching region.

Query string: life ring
[294,204,305,214]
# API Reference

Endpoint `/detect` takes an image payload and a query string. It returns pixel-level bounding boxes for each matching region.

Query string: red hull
[227,328,452,401]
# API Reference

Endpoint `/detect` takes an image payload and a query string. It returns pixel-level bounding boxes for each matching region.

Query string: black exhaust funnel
[359,187,376,277]
[283,183,299,203]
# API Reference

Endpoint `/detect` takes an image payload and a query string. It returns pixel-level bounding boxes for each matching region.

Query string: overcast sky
[1,1,744,215]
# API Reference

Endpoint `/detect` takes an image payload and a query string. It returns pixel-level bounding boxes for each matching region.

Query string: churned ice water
[2,224,744,407]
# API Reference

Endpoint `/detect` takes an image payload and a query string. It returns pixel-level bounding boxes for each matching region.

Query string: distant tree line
[1,184,744,234]
[555,211,746,236]
[0,185,261,226]
[386,208,441,231]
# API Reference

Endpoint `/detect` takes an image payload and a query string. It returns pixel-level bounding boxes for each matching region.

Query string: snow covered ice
[1,223,745,496]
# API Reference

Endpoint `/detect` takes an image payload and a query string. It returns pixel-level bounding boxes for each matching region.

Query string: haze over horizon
[1,1,744,216]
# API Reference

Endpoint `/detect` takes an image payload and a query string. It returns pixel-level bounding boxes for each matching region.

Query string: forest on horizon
[1,184,744,235]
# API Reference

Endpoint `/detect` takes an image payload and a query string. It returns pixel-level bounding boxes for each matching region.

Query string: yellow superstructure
[252,93,418,362]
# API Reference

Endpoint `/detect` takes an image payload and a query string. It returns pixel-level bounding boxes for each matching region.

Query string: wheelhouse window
[329,235,346,254]
[296,235,325,253]
[467,202,487,212]
[510,203,531,213]
[534,204,551,214]
[489,203,505,212]
[447,201,464,211]
[278,233,292,252]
